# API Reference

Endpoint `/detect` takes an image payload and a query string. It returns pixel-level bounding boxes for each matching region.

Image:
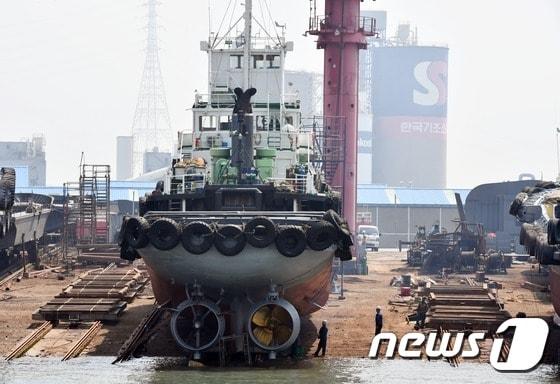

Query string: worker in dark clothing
[375,306,383,335]
[416,297,429,328]
[314,320,328,357]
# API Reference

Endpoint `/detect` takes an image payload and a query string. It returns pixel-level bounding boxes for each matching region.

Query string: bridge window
[253,55,266,69]
[267,55,281,68]
[200,116,217,131]
[219,115,232,131]
[269,115,280,131]
[256,115,281,131]
[256,115,268,131]
[230,55,242,69]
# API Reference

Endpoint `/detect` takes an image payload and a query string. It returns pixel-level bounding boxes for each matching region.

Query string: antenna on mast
[243,0,252,89]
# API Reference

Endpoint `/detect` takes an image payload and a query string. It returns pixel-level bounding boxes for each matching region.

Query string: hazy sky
[1,0,559,188]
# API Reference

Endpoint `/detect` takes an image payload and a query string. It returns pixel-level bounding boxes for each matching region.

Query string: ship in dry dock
[510,181,560,322]
[119,1,352,361]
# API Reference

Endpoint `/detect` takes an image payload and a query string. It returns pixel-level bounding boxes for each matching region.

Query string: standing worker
[314,320,328,357]
[375,306,383,335]
[416,297,429,328]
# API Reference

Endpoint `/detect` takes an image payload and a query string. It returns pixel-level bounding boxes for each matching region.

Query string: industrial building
[465,179,539,253]
[0,136,46,187]
[357,185,469,248]
[359,11,449,188]
[116,136,133,180]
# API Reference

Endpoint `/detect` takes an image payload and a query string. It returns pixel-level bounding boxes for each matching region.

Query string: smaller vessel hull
[12,209,51,246]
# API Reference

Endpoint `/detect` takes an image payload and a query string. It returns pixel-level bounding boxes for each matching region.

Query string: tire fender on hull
[123,217,150,249]
[306,220,336,251]
[148,218,181,251]
[244,217,276,248]
[275,225,306,257]
[214,224,246,256]
[181,221,215,254]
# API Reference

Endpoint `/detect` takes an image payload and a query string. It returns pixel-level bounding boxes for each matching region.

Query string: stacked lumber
[32,268,148,322]
[425,285,511,332]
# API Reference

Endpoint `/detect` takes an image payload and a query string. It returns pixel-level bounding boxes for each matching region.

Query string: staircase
[302,116,346,194]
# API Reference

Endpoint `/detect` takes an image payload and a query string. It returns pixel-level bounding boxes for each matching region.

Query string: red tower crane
[308,0,376,234]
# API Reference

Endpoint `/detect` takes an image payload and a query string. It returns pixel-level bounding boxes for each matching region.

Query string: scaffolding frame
[78,164,111,245]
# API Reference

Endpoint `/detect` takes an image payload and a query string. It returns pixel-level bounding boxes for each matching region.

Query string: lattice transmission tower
[131,0,173,177]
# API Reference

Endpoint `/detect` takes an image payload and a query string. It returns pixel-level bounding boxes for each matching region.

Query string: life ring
[215,224,246,256]
[276,225,306,257]
[181,221,215,254]
[123,216,150,249]
[148,218,181,251]
[306,220,337,251]
[245,217,276,248]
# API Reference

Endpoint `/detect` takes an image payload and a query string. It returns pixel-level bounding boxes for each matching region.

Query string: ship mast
[243,0,252,90]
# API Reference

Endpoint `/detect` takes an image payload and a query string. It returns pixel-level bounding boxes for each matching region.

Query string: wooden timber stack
[425,284,511,332]
[33,268,148,322]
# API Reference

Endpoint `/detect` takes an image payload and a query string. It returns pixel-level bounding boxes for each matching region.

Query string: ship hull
[0,209,51,250]
[12,209,51,246]
[550,266,560,316]
[1,208,51,270]
[139,244,334,315]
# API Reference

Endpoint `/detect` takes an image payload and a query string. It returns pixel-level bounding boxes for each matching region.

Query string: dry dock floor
[307,250,554,358]
[0,251,555,359]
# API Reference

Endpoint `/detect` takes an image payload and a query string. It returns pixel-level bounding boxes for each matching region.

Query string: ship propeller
[249,303,299,348]
[170,299,225,356]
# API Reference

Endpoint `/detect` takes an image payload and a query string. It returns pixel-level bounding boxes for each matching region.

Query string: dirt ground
[0,268,87,356]
[0,265,158,358]
[307,250,555,358]
[0,250,556,359]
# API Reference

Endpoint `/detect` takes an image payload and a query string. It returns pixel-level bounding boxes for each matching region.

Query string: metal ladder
[218,333,253,367]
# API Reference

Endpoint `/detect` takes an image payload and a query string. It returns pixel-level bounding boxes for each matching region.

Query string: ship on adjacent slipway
[0,167,53,272]
[509,180,560,321]
[119,2,352,360]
